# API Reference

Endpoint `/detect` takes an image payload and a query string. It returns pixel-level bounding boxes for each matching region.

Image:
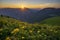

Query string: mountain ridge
[0,8,60,23]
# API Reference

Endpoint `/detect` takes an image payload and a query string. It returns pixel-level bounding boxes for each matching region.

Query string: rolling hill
[0,15,60,40]
[40,16,60,26]
[0,8,60,23]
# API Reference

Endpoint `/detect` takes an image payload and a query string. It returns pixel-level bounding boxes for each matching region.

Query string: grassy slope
[0,16,60,40]
[40,16,60,26]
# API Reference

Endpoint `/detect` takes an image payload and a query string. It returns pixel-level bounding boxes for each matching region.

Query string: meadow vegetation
[0,15,60,40]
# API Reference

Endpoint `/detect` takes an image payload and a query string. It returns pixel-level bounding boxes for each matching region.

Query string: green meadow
[0,16,60,40]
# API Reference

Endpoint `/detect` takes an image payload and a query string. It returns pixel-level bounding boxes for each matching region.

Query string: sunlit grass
[0,15,60,40]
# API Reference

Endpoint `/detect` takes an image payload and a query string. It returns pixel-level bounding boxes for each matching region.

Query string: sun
[21,5,25,9]
[20,4,26,10]
[20,3,28,11]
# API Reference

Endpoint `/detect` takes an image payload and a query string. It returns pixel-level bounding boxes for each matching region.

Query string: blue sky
[0,0,60,4]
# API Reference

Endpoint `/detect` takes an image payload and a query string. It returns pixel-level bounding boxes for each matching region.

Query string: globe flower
[11,28,19,34]
[5,37,11,40]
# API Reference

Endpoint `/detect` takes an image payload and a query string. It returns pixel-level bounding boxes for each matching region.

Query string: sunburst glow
[21,5,25,9]
[20,3,26,10]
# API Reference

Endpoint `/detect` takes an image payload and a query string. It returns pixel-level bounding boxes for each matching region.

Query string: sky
[0,0,60,8]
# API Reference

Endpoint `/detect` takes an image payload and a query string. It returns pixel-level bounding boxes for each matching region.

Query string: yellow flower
[11,28,19,34]
[21,26,26,29]
[21,26,25,29]
[0,28,3,31]
[5,37,11,40]
[37,30,40,33]
[50,29,53,31]
[29,30,33,33]
[22,37,25,39]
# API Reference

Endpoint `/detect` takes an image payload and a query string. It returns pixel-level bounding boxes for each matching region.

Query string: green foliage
[40,16,60,26]
[0,16,60,40]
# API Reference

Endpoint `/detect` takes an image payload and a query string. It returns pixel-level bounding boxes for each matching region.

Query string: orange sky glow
[0,3,60,8]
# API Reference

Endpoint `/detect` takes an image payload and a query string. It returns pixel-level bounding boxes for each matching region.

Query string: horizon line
[0,7,60,9]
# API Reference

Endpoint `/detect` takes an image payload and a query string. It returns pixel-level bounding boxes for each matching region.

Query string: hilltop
[40,16,60,26]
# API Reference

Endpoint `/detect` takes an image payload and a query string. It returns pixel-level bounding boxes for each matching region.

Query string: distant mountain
[31,8,60,22]
[0,8,60,23]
